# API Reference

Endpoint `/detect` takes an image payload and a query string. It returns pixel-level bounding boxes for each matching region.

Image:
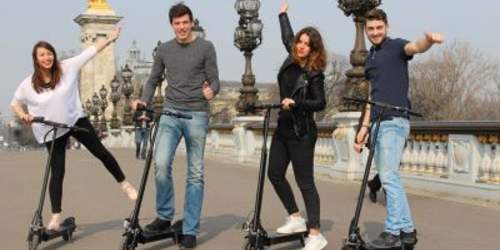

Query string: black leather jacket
[277,13,326,136]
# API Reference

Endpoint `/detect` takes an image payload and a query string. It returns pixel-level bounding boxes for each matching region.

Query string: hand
[280,0,288,14]
[21,113,33,125]
[131,99,146,111]
[109,23,123,42]
[202,81,214,101]
[425,32,445,44]
[353,127,369,153]
[353,142,365,153]
[281,98,295,110]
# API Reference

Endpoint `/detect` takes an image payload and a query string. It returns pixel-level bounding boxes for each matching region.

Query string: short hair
[365,8,388,25]
[169,2,193,23]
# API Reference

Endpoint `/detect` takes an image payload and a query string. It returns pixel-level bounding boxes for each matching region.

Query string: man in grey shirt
[132,3,220,249]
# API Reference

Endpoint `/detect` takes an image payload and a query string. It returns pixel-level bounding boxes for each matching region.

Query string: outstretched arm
[95,25,121,53]
[65,25,122,71]
[404,32,445,56]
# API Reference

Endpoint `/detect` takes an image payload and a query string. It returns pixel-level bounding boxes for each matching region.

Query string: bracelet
[361,124,370,128]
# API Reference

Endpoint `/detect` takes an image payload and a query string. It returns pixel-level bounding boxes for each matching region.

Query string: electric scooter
[242,104,309,250]
[120,106,192,250]
[27,117,85,250]
[341,97,422,250]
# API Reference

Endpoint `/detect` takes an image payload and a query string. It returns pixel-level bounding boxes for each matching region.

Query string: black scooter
[27,117,85,250]
[242,104,309,250]
[120,106,192,250]
[341,97,422,250]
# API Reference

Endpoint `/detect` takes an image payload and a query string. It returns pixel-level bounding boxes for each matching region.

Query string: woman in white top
[11,26,137,231]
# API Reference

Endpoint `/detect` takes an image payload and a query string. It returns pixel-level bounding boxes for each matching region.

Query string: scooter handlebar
[32,117,89,132]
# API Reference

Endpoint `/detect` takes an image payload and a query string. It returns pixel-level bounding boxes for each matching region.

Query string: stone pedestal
[331,111,367,180]
[232,116,264,162]
[448,135,481,183]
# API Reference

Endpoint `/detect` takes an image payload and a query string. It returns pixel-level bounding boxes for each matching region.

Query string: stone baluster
[400,139,412,172]
[426,137,437,175]
[478,143,492,183]
[410,135,420,173]
[434,141,446,177]
[417,139,428,174]
[491,141,500,183]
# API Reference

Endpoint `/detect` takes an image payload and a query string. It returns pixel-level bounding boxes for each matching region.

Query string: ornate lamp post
[92,92,101,128]
[192,19,206,39]
[109,75,121,129]
[98,85,108,132]
[84,99,93,117]
[152,41,165,114]
[234,0,263,115]
[121,64,134,126]
[337,0,381,110]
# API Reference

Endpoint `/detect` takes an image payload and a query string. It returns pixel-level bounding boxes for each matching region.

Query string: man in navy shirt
[354,8,444,249]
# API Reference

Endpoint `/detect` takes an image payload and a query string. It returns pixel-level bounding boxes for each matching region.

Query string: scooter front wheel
[242,239,264,250]
[119,235,136,250]
[28,234,40,250]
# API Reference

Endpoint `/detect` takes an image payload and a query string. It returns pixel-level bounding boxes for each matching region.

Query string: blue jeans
[153,109,208,236]
[372,117,414,235]
[135,127,149,158]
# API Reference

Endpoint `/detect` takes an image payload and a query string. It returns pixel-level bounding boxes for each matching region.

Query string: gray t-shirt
[141,37,220,111]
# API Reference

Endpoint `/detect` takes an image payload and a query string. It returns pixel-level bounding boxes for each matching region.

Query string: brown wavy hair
[292,27,327,72]
[32,41,62,93]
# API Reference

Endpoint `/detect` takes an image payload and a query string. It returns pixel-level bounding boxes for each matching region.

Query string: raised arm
[95,25,121,53]
[404,32,445,56]
[279,1,294,53]
[65,25,122,70]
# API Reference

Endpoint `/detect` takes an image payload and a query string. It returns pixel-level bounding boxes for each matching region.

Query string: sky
[0,0,499,115]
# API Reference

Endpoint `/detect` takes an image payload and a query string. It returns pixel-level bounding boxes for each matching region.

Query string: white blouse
[11,46,97,143]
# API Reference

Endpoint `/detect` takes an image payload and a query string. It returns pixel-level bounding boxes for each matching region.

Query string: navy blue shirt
[365,37,413,121]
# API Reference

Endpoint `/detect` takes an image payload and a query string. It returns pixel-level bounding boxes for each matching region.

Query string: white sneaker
[303,233,328,250]
[276,215,307,234]
[47,213,61,231]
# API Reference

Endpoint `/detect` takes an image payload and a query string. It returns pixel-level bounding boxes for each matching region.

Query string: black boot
[368,174,382,203]
[400,230,418,246]
[144,218,171,232]
[179,234,197,249]
[366,232,401,249]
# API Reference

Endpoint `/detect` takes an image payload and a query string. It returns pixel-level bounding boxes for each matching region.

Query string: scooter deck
[136,220,183,244]
[342,241,415,250]
[265,231,308,246]
[42,217,76,241]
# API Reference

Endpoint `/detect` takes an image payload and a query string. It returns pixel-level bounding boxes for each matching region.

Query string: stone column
[74,3,122,110]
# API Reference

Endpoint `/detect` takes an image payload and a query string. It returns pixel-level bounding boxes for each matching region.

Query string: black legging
[268,131,321,229]
[44,117,125,213]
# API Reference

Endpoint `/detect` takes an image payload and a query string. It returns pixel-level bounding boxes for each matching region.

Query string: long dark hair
[31,41,62,93]
[292,27,327,72]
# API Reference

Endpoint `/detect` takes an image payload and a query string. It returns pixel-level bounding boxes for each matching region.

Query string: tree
[409,41,500,120]
[317,53,349,122]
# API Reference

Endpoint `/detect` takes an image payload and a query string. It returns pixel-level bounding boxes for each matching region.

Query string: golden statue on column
[88,0,112,11]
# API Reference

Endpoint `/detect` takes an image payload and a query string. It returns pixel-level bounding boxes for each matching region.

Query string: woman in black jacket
[268,1,328,249]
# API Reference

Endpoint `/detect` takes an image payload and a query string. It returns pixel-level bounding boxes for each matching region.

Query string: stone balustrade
[98,114,500,203]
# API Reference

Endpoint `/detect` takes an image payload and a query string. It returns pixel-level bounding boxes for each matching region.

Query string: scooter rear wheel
[62,231,73,242]
[28,234,40,250]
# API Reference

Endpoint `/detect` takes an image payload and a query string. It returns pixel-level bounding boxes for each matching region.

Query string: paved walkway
[1,149,499,249]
